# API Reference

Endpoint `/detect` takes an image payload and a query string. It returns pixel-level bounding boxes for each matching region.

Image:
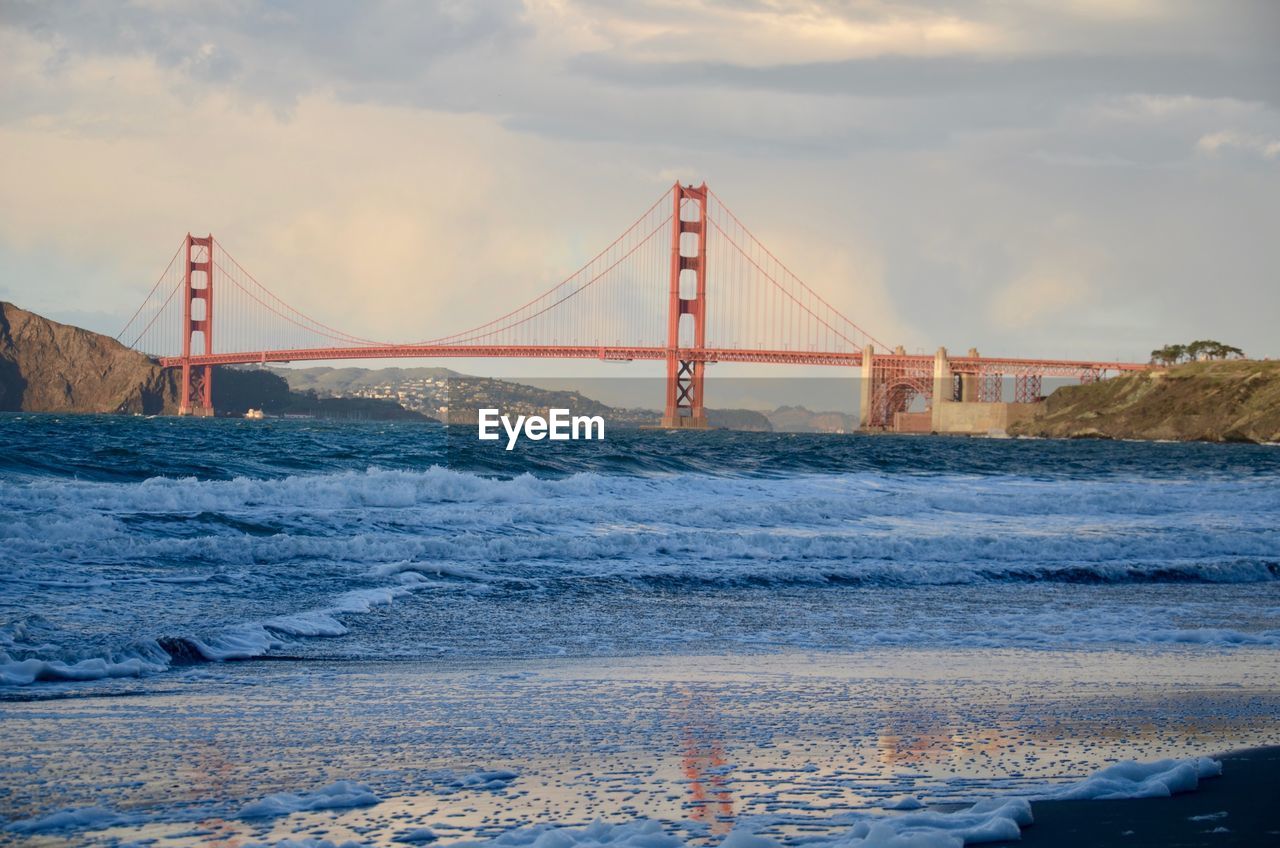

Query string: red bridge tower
[179,234,214,416]
[662,182,709,428]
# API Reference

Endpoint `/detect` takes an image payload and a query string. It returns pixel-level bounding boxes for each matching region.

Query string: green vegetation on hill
[1149,339,1245,366]
[268,366,463,395]
[1010,360,1280,443]
[216,368,430,420]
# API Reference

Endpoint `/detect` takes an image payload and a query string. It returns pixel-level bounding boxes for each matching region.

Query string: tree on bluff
[1187,340,1245,361]
[1150,341,1245,365]
[1150,344,1187,365]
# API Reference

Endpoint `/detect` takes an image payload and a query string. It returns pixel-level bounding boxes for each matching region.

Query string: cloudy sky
[1,0,1278,381]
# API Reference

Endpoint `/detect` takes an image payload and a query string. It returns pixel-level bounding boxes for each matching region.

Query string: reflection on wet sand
[183,739,248,848]
[676,689,735,835]
[4,650,1278,847]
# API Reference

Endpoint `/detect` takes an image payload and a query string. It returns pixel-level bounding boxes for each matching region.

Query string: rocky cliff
[0,302,434,420]
[0,302,177,414]
[1009,360,1280,443]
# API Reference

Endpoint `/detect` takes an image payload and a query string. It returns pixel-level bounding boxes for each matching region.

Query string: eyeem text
[478,408,605,450]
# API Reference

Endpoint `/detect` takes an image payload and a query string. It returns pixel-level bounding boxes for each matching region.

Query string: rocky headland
[0,301,178,414]
[0,302,423,420]
[1010,360,1280,444]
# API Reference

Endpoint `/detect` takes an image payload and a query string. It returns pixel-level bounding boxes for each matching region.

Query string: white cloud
[523,0,1007,66]
[993,274,1088,328]
[1196,129,1280,159]
[0,28,910,353]
[1,1,1279,365]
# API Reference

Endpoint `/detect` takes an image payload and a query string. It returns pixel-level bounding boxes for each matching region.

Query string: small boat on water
[244,408,265,420]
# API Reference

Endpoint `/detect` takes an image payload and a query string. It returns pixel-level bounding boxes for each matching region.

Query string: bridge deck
[160,346,1150,374]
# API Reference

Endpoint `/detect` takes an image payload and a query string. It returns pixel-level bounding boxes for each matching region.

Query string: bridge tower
[178,234,215,416]
[662,182,709,428]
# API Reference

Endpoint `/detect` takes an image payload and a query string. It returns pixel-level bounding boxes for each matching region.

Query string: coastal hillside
[270,366,463,395]
[0,302,427,419]
[1010,360,1280,443]
[271,364,775,430]
[0,301,177,414]
[215,368,430,420]
[766,405,857,433]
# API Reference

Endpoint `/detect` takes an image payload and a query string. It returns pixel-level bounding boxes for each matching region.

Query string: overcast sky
[1,0,1277,381]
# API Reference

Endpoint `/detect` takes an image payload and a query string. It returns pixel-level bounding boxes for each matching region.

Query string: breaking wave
[3,420,1280,689]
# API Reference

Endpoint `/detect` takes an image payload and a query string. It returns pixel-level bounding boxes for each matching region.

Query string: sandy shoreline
[991,745,1280,847]
[2,649,1278,846]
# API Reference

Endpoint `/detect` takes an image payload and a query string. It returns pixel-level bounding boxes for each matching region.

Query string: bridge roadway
[160,345,1150,375]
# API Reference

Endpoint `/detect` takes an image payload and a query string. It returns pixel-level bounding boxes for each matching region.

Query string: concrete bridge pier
[929,346,1037,435]
[858,345,875,429]
[960,348,980,402]
[931,346,953,415]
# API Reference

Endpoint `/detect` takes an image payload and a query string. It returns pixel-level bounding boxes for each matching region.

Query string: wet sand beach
[3,650,1278,846]
[992,746,1280,848]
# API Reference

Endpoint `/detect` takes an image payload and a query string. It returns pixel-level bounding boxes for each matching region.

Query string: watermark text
[478,408,605,450]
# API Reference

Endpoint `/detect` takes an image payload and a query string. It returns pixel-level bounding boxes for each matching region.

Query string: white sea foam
[882,795,926,810]
[394,827,440,843]
[0,650,169,686]
[247,841,366,848]
[3,465,1278,687]
[7,805,137,834]
[444,756,1220,848]
[1,756,1226,844]
[4,468,1276,584]
[0,570,434,685]
[450,800,1033,848]
[187,625,282,660]
[449,769,519,791]
[238,780,381,818]
[1046,756,1222,800]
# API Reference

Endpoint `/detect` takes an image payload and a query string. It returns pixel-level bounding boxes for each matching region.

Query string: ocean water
[2,414,1278,693]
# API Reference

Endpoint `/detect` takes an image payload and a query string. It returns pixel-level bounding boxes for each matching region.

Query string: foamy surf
[2,754,1223,845]
[3,427,1279,690]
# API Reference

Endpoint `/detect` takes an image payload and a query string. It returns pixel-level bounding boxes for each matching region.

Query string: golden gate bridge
[118,183,1148,430]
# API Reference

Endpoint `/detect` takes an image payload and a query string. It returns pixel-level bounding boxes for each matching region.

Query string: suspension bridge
[118,183,1148,431]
